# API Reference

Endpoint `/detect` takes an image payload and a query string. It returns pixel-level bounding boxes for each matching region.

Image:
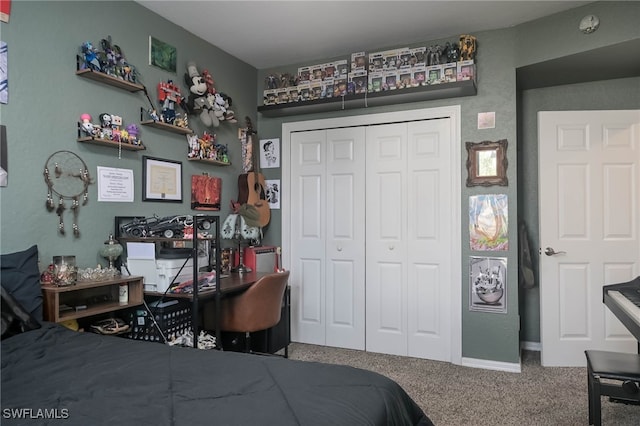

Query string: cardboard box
[457,62,475,81]
[351,51,367,71]
[412,66,427,87]
[427,64,443,85]
[368,71,384,92]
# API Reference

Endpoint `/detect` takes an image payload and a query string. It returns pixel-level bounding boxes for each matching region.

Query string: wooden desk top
[144,271,270,300]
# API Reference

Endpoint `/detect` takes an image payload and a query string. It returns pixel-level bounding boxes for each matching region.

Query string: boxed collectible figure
[427,64,443,85]
[263,89,277,106]
[310,63,325,81]
[288,86,300,102]
[398,66,412,89]
[457,61,475,81]
[276,87,290,104]
[384,69,398,90]
[298,66,311,83]
[348,70,368,94]
[443,64,457,83]
[333,76,348,97]
[397,48,412,68]
[368,71,384,92]
[412,65,426,87]
[351,51,367,71]
[298,82,311,101]
[410,46,427,68]
[383,48,403,70]
[368,52,384,72]
[334,59,349,78]
[323,77,334,98]
[324,62,336,79]
[310,80,323,100]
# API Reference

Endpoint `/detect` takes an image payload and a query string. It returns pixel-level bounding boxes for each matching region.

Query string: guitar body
[237,117,271,227]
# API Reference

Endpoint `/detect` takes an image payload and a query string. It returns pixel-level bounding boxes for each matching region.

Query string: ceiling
[136,1,592,70]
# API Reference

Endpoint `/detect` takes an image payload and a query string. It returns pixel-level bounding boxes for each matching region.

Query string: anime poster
[469,256,507,313]
[469,194,508,251]
[265,179,280,209]
[260,138,280,169]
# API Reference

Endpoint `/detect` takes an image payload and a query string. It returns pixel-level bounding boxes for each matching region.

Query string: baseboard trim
[461,357,522,373]
[520,341,542,352]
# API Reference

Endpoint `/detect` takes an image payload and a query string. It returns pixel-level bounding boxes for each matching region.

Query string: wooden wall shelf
[78,136,146,151]
[258,79,477,117]
[75,68,145,93]
[140,119,193,135]
[187,158,231,166]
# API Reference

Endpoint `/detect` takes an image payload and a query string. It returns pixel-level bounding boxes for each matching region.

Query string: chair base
[585,350,640,426]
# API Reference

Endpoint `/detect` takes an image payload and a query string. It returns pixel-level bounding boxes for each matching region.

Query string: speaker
[236,246,278,272]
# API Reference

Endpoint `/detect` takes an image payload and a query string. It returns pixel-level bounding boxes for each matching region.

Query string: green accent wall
[1,1,638,365]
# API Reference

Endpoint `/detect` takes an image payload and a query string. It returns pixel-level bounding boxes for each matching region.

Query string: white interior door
[539,110,640,367]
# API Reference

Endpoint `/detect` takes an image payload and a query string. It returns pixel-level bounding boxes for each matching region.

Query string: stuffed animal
[184,62,219,127]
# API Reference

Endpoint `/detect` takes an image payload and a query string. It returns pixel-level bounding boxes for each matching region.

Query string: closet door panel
[291,130,326,344]
[407,119,452,361]
[366,123,408,355]
[325,127,366,349]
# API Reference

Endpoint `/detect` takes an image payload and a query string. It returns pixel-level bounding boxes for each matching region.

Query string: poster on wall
[149,36,177,73]
[265,179,280,209]
[260,138,280,169]
[191,174,221,210]
[469,194,508,251]
[97,166,133,202]
[469,256,507,314]
[0,0,10,23]
[1,41,7,104]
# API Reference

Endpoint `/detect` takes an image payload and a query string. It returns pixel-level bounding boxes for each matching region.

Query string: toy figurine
[126,124,141,146]
[157,80,185,124]
[81,41,101,71]
[459,35,477,61]
[184,62,215,127]
[79,113,95,136]
[98,113,113,139]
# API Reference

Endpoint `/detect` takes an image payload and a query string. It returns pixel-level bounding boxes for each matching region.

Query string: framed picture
[149,36,177,73]
[142,156,182,202]
[191,174,221,210]
[469,194,508,251]
[265,179,280,209]
[465,139,508,187]
[260,138,280,169]
[469,256,507,313]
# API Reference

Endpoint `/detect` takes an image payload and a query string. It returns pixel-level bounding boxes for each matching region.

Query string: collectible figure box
[383,48,402,70]
[310,80,323,100]
[411,66,426,87]
[397,48,412,68]
[368,52,384,72]
[323,77,334,98]
[263,89,277,105]
[348,70,368,95]
[398,66,412,89]
[410,46,427,68]
[384,69,398,90]
[333,76,347,97]
[310,63,325,81]
[276,87,290,104]
[457,62,475,81]
[298,82,311,101]
[297,66,311,83]
[324,62,336,79]
[351,51,367,71]
[288,86,300,102]
[368,71,384,93]
[443,64,457,83]
[427,64,443,85]
[334,59,349,78]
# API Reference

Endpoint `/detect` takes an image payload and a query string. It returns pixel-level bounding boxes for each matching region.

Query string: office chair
[219,270,289,357]
[585,350,640,425]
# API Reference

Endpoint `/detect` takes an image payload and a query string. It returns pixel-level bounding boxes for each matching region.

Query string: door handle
[544,247,566,256]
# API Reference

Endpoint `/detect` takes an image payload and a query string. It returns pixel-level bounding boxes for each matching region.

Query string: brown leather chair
[219,271,289,356]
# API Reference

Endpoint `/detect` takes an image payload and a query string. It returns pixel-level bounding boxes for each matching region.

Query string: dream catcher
[43,150,93,237]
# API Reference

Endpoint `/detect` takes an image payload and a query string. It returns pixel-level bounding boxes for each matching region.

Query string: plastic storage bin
[125,299,191,343]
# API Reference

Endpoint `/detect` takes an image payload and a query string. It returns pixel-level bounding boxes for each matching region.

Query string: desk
[144,271,274,348]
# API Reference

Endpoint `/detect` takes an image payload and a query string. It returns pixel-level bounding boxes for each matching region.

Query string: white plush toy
[184,62,219,127]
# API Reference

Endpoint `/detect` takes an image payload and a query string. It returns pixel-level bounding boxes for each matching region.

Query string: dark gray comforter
[1,323,433,425]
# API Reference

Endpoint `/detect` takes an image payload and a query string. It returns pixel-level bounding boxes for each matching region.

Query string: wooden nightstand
[42,276,144,323]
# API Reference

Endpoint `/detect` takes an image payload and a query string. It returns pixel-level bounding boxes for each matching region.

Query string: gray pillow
[1,245,43,321]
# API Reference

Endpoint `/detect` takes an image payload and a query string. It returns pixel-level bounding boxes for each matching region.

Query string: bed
[1,246,433,425]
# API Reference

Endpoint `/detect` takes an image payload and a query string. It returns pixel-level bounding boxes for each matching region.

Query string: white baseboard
[520,341,542,352]
[461,357,522,373]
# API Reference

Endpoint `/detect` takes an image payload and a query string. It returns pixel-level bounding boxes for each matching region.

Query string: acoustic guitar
[237,117,270,227]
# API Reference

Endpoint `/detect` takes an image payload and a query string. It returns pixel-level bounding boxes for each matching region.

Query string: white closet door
[406,119,452,361]
[325,128,366,349]
[290,130,327,345]
[290,128,366,348]
[366,123,409,355]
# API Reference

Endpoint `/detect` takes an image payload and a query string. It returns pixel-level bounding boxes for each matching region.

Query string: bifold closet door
[290,127,366,350]
[366,119,452,361]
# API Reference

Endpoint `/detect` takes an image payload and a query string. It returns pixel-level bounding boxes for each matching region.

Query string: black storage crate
[125,300,191,343]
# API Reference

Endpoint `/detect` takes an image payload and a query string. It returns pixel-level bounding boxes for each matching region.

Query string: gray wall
[0,1,257,264]
[1,1,638,364]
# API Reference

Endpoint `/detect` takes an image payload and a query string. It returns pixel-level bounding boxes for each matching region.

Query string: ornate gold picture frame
[465,139,508,187]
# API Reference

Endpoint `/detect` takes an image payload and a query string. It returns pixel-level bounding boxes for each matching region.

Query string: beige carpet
[288,343,639,425]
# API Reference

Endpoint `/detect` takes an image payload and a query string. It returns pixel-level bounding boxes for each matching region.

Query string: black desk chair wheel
[585,350,640,425]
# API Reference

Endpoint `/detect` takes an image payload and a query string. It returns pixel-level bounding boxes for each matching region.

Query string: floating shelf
[258,79,477,117]
[75,68,145,93]
[78,136,146,151]
[140,119,194,135]
[187,157,231,166]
